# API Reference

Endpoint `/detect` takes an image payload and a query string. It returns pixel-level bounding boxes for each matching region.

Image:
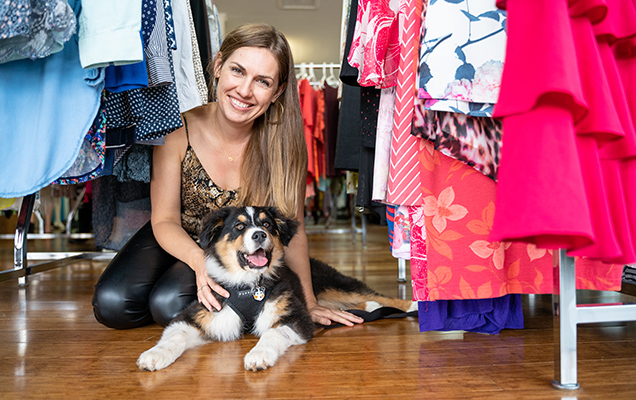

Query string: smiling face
[213,47,284,128]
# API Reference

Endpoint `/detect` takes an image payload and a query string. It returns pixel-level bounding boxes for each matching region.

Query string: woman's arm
[150,127,228,311]
[284,195,364,327]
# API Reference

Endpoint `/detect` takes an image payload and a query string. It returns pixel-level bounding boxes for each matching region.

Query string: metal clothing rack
[552,249,636,389]
[306,192,367,246]
[0,192,114,285]
[294,62,341,87]
[294,62,341,69]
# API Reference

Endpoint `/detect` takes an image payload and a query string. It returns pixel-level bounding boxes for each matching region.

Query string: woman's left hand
[307,302,364,327]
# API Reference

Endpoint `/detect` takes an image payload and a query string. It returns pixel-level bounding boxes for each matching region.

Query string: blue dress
[0,0,104,197]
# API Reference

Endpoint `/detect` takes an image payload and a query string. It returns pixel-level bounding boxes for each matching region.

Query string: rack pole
[14,193,35,287]
[552,250,580,390]
[552,249,636,389]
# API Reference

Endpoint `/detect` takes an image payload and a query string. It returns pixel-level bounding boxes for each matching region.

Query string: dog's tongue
[247,249,268,267]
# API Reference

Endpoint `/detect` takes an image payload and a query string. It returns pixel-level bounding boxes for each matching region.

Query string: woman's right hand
[195,266,229,312]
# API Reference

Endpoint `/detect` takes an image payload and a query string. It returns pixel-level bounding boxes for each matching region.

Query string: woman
[92,23,363,329]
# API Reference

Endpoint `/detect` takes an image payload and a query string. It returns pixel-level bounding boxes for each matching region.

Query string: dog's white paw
[244,346,279,371]
[407,301,418,312]
[137,347,176,371]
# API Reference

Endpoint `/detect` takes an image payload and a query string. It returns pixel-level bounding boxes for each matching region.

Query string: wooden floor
[2,223,636,399]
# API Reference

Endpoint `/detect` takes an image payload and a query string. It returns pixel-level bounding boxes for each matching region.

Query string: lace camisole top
[181,118,239,240]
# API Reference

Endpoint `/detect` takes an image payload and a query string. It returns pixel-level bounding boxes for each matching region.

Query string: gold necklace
[213,119,237,162]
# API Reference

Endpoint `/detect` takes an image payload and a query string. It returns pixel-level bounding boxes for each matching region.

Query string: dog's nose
[252,230,267,243]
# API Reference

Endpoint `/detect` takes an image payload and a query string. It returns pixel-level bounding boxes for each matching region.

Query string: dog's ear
[199,207,235,248]
[267,207,300,247]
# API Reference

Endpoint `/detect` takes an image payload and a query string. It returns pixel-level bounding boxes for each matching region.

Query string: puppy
[137,206,416,372]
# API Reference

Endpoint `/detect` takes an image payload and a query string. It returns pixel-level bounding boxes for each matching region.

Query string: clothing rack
[0,193,113,285]
[552,250,636,389]
[294,63,341,88]
[294,62,341,69]
[295,65,366,246]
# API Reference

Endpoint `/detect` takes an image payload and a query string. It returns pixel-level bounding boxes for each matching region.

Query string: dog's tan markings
[238,214,248,223]
[316,289,413,312]
[271,295,292,326]
[215,237,244,275]
[255,294,292,333]
[270,232,285,259]
[274,218,286,232]
[193,308,214,331]
[258,211,267,221]
[213,219,224,230]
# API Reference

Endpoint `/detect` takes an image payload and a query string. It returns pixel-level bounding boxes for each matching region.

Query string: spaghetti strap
[183,115,190,145]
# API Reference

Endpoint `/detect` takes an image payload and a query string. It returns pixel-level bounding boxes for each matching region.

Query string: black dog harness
[224,283,270,332]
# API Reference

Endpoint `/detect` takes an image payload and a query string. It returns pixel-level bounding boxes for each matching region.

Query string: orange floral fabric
[413,141,623,301]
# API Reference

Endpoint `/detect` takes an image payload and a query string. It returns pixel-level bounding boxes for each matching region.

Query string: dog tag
[252,286,266,301]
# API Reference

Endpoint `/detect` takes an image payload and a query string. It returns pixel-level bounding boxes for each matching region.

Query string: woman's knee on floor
[92,282,153,329]
[148,265,197,327]
[148,284,197,327]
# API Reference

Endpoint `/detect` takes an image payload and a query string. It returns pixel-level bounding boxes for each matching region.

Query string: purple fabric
[418,294,524,335]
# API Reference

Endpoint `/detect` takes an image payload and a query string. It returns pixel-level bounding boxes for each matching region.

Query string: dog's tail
[310,258,415,313]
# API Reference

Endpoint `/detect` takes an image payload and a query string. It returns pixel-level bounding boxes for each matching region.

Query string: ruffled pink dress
[491,0,636,264]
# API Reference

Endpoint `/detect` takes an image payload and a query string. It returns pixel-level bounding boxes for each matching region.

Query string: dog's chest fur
[176,264,314,341]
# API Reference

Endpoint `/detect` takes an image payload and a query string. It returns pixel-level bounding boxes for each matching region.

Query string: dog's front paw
[137,347,176,371]
[244,346,279,371]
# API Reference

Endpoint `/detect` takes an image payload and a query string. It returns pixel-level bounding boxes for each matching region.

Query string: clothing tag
[252,286,266,301]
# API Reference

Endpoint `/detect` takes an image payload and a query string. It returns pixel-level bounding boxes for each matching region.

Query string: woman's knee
[92,281,154,329]
[148,263,197,327]
[91,221,173,329]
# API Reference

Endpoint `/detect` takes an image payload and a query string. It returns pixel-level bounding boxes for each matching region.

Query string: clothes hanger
[296,63,308,80]
[326,64,340,88]
[307,63,318,84]
[318,65,328,89]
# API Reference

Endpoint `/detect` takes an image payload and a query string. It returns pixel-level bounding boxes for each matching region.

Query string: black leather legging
[92,221,197,329]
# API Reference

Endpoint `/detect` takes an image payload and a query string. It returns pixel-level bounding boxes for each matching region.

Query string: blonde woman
[92,24,363,329]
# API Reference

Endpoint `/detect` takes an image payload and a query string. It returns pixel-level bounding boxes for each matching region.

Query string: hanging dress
[491,0,636,264]
[0,0,104,197]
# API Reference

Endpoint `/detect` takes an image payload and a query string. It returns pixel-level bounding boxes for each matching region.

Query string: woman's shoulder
[161,104,213,158]
[155,120,190,164]
[162,124,188,152]
[183,103,212,121]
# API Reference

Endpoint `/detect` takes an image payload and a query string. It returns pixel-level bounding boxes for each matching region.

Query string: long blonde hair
[208,24,307,218]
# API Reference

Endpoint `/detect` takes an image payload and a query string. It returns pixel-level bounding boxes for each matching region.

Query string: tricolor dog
[137,206,415,372]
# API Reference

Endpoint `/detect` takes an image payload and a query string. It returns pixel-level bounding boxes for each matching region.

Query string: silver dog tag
[252,286,266,301]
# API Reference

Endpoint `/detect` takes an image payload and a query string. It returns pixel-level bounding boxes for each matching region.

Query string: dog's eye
[262,221,271,228]
[236,223,245,231]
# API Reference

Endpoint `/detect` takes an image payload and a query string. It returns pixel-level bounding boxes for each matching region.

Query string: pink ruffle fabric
[491,0,636,264]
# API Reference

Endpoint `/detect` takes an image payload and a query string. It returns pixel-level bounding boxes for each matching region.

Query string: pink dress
[386,0,425,206]
[491,0,636,264]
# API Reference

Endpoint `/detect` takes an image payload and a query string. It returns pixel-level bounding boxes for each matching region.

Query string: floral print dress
[418,0,507,117]
[410,141,623,303]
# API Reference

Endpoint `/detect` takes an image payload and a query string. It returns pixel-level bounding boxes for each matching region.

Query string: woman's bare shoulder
[160,105,212,157]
